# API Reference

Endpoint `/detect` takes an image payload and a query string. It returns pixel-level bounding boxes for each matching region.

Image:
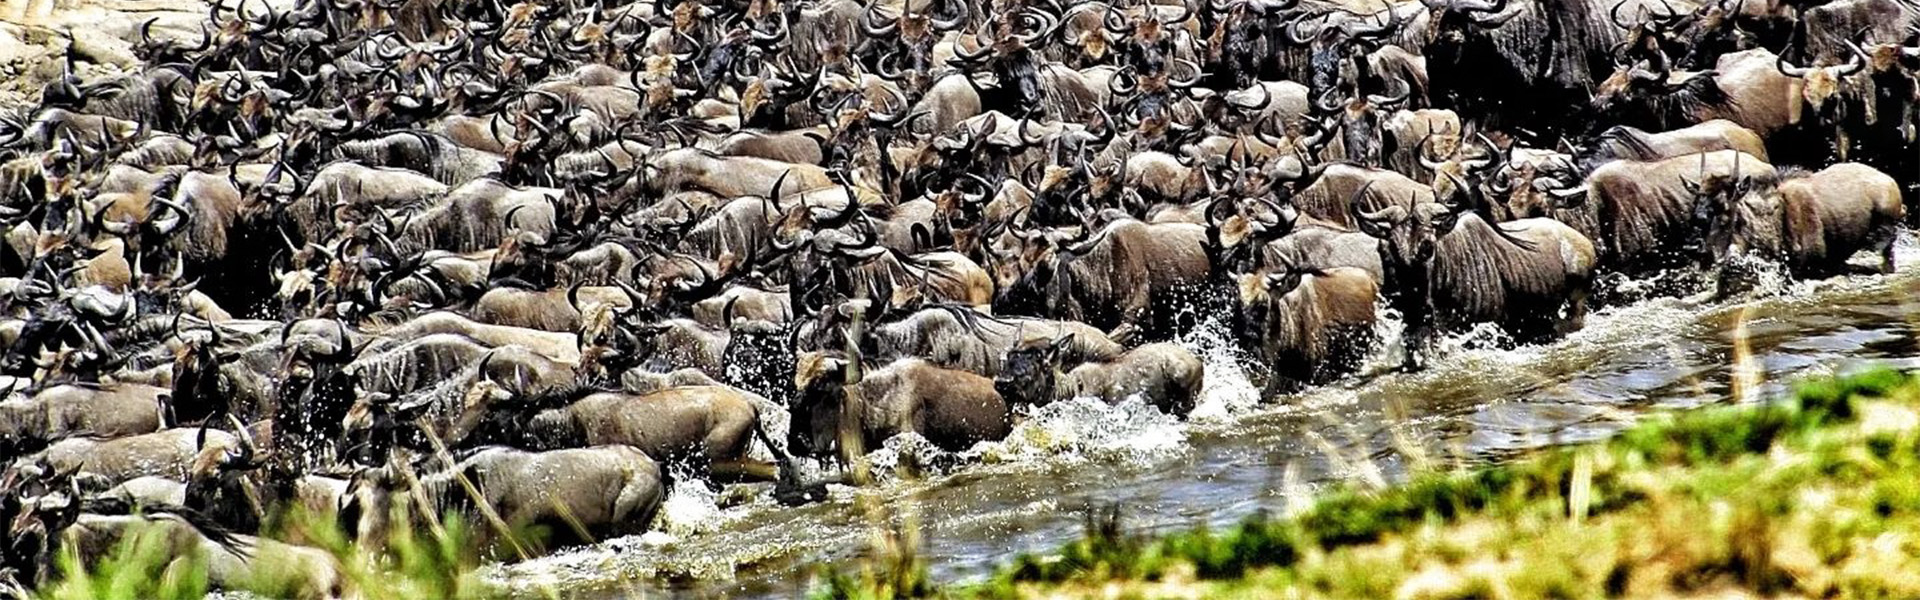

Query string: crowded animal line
[0,0,1917,596]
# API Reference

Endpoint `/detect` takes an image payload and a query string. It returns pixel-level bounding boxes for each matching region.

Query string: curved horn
[1775,48,1813,77]
[930,0,969,31]
[1609,0,1634,30]
[1417,132,1447,171]
[862,2,899,38]
[1283,13,1327,46]
[1835,38,1868,76]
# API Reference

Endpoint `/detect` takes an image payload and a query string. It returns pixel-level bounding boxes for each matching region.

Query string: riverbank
[817,367,1920,599]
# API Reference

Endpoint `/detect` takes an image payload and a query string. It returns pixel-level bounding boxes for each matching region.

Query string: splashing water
[971,398,1189,465]
[1177,315,1262,422]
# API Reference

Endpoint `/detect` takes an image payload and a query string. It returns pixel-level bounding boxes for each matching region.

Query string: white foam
[1177,315,1262,422]
[654,468,727,537]
[972,397,1189,465]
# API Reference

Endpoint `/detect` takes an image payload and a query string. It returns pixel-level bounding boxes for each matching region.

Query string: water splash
[655,467,728,538]
[971,397,1189,465]
[1176,315,1261,422]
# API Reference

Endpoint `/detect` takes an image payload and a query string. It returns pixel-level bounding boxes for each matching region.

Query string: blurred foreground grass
[820,367,1920,599]
[34,500,496,600]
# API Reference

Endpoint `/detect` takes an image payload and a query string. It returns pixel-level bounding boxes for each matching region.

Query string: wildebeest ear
[1049,333,1075,360]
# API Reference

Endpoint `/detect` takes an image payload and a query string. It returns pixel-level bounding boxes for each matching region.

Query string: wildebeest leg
[610,479,665,536]
[1873,223,1899,274]
[748,418,827,505]
[1401,320,1433,372]
[1559,285,1590,338]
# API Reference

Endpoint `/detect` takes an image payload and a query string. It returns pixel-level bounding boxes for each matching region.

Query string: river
[486,238,1920,599]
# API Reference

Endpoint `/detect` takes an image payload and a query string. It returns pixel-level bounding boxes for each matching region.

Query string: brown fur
[1564,150,1773,270]
[1238,267,1379,393]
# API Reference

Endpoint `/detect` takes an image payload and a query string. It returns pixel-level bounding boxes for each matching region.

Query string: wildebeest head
[1321,84,1411,167]
[1777,40,1869,128]
[1207,0,1282,88]
[1233,263,1313,349]
[1684,153,1769,266]
[1285,7,1406,98]
[1102,2,1195,76]
[1206,186,1297,273]
[1109,60,1202,125]
[912,116,996,195]
[1421,132,1500,206]
[1422,0,1520,45]
[949,7,1064,116]
[930,173,993,252]
[865,0,968,85]
[992,224,1106,317]
[992,334,1070,406]
[169,316,235,425]
[775,207,880,317]
[185,415,274,532]
[1350,182,1454,310]
[2,472,81,591]
[1676,0,1759,69]
[789,348,858,459]
[575,280,650,378]
[1027,147,1095,227]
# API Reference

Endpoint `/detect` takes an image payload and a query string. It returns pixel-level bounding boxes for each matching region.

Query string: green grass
[811,367,1920,599]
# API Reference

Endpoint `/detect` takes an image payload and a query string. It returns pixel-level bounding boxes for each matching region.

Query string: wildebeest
[1545,149,1774,273]
[789,351,1010,462]
[345,444,664,556]
[1690,162,1904,293]
[1235,265,1380,393]
[992,218,1212,343]
[456,382,785,483]
[1353,189,1598,369]
[994,338,1204,416]
[0,382,166,456]
[24,427,240,487]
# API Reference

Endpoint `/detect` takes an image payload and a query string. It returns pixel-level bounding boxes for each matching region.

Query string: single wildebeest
[789,352,1010,462]
[1542,149,1774,274]
[992,218,1212,344]
[1352,189,1598,370]
[25,427,240,487]
[1235,265,1380,394]
[855,304,1124,377]
[52,512,348,600]
[0,382,166,456]
[456,383,785,483]
[344,445,665,557]
[994,338,1205,417]
[1690,162,1905,294]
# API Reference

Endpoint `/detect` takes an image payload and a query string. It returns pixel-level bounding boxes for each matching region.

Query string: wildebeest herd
[0,0,1915,594]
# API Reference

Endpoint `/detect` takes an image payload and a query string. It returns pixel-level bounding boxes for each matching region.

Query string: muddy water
[489,241,1920,599]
